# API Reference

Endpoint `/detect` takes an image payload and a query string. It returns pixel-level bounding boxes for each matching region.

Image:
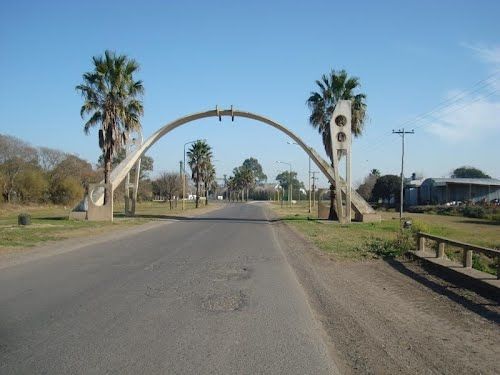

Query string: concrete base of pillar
[355,212,381,223]
[87,183,114,222]
[69,211,87,220]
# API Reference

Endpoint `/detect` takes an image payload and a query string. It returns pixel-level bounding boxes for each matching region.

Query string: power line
[358,72,500,155]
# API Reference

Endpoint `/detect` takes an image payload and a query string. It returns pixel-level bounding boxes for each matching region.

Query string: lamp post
[276,161,292,207]
[183,139,198,210]
[287,141,311,213]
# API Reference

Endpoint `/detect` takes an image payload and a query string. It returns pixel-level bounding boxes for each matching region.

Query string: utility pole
[287,141,311,212]
[311,172,319,209]
[392,128,415,220]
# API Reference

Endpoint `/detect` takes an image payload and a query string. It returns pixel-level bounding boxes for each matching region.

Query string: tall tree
[187,140,212,208]
[76,50,144,204]
[451,166,490,179]
[275,170,304,200]
[202,162,216,205]
[307,69,367,219]
[152,172,181,209]
[242,157,267,184]
[371,175,401,206]
[357,170,379,201]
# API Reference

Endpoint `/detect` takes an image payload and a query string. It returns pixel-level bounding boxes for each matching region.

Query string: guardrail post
[418,234,425,252]
[463,248,473,268]
[437,242,445,258]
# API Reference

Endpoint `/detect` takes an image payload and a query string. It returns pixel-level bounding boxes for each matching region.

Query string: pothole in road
[213,266,251,281]
[145,285,168,298]
[201,291,247,312]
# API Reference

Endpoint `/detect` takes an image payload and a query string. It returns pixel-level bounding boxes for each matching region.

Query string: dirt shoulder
[272,220,500,374]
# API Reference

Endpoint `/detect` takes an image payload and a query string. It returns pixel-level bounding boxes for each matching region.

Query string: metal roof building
[419,178,500,205]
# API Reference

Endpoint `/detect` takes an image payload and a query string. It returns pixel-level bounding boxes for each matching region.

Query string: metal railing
[417,232,500,279]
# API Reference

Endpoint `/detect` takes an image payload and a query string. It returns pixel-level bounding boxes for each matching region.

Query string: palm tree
[76,50,144,204]
[187,140,212,208]
[307,69,367,219]
[202,162,216,205]
[232,166,254,201]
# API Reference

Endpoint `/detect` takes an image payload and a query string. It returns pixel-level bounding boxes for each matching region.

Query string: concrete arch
[81,107,378,221]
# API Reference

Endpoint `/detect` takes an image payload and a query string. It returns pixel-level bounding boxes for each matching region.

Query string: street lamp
[276,160,292,207]
[183,139,199,210]
[287,141,311,213]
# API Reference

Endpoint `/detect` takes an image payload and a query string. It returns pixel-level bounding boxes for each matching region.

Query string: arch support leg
[88,183,114,222]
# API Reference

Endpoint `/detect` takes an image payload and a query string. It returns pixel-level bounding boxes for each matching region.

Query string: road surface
[0,203,338,374]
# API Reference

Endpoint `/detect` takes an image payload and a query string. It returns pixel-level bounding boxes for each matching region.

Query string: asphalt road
[0,203,338,374]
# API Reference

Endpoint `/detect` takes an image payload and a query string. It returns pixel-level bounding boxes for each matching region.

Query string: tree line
[0,134,99,205]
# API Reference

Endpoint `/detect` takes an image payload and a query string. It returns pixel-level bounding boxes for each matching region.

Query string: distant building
[404,179,424,206]
[416,178,500,205]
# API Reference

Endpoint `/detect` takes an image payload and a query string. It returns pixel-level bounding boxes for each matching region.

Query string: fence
[417,232,500,279]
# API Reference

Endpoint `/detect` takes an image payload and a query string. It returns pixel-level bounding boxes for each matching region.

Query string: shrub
[436,206,455,216]
[409,219,431,235]
[50,177,84,205]
[18,213,31,225]
[365,229,416,258]
[461,206,485,219]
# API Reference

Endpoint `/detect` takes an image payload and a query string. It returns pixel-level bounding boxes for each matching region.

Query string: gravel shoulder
[272,219,500,374]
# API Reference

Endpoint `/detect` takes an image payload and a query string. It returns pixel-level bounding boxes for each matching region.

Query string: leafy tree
[275,171,304,200]
[451,166,490,179]
[16,167,48,203]
[187,140,212,208]
[242,157,267,184]
[371,175,401,205]
[152,172,182,209]
[76,50,144,204]
[307,69,367,219]
[0,157,34,202]
[357,170,379,201]
[50,177,84,205]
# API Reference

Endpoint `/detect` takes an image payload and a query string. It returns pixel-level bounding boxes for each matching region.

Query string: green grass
[268,201,500,275]
[0,200,219,250]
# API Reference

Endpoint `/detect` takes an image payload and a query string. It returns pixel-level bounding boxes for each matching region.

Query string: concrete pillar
[418,235,425,251]
[463,249,473,268]
[437,242,445,258]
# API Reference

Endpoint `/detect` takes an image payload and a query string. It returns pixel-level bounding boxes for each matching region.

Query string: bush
[50,177,84,205]
[461,206,485,219]
[18,213,31,225]
[16,169,49,203]
[365,229,416,258]
[409,219,431,235]
[436,206,455,216]
[407,206,435,214]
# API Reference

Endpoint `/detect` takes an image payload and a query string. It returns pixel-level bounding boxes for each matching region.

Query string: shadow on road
[385,258,500,324]
[114,213,282,224]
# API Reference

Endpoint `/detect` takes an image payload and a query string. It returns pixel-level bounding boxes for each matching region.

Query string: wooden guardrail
[417,232,500,279]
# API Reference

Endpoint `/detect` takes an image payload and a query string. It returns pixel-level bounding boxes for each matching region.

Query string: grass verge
[268,201,499,275]
[0,201,220,251]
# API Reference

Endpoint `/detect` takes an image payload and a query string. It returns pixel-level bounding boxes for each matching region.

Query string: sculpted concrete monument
[71,106,380,223]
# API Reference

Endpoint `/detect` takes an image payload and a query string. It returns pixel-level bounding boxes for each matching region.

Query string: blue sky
[1,0,499,187]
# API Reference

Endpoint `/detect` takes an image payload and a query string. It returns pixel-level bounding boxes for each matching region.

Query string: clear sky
[1,0,499,188]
